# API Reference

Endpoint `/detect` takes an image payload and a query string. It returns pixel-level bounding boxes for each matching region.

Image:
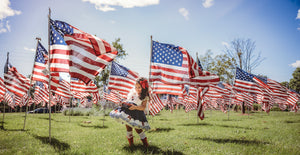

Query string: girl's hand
[129,105,136,110]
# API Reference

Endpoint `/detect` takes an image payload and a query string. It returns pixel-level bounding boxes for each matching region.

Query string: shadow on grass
[37,117,53,121]
[192,137,269,145]
[0,127,26,132]
[158,118,169,121]
[79,124,108,129]
[123,144,184,155]
[148,127,174,133]
[178,122,211,126]
[178,123,254,130]
[284,120,300,124]
[32,134,70,152]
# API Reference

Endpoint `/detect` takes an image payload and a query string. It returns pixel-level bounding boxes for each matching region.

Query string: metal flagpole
[23,37,41,130]
[148,36,153,121]
[47,8,52,143]
[2,52,9,129]
[227,66,237,120]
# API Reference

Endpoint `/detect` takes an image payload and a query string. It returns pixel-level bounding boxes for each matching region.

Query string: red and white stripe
[149,93,164,116]
[4,67,30,97]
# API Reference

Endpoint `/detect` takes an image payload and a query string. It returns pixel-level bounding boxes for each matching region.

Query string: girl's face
[135,82,142,95]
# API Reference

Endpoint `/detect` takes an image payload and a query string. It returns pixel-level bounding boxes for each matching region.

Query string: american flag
[4,92,14,108]
[4,57,30,97]
[73,92,89,99]
[233,67,262,94]
[70,78,98,93]
[151,81,183,95]
[197,55,203,71]
[58,96,70,105]
[103,85,122,104]
[286,89,299,107]
[149,93,164,116]
[150,41,201,84]
[108,61,139,97]
[92,92,101,104]
[32,41,49,83]
[197,87,209,120]
[49,19,118,83]
[267,79,288,101]
[0,77,5,101]
[35,81,49,103]
[241,92,255,108]
[54,79,73,98]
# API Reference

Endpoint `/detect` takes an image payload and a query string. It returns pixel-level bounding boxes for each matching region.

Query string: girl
[109,77,150,147]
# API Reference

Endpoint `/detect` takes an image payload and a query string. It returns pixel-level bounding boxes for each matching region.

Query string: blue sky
[0,0,299,83]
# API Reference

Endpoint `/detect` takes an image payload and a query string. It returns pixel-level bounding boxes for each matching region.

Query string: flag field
[0,110,299,154]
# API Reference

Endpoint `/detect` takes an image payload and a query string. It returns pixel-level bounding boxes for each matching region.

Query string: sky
[0,0,299,83]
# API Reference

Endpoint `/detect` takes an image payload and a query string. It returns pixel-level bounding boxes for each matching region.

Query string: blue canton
[235,67,254,82]
[151,41,183,67]
[36,42,48,63]
[50,19,73,46]
[110,61,129,77]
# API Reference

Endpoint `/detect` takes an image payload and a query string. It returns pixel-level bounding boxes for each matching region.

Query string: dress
[109,89,151,131]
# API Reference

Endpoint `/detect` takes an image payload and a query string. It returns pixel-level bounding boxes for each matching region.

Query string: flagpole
[47,8,52,143]
[196,88,200,124]
[23,37,41,131]
[148,36,153,119]
[2,52,9,129]
[227,66,237,120]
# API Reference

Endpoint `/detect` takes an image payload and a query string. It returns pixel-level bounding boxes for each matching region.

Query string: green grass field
[0,109,299,155]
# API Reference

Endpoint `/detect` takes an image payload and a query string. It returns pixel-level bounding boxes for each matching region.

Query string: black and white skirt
[109,102,150,131]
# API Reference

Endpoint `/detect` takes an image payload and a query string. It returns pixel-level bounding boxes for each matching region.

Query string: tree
[289,67,300,93]
[211,54,236,84]
[199,51,236,84]
[223,38,265,73]
[280,81,289,88]
[94,38,128,88]
[199,50,214,72]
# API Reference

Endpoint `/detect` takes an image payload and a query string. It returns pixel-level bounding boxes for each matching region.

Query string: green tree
[280,81,289,88]
[94,38,128,88]
[199,51,236,84]
[199,50,214,72]
[211,54,236,84]
[289,67,300,92]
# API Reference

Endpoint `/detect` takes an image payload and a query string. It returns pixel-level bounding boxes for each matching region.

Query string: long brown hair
[136,77,149,100]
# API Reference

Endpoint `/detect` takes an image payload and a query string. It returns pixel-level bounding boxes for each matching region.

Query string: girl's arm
[129,100,148,111]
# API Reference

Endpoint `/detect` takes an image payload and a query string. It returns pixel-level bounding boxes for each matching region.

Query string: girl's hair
[136,77,149,100]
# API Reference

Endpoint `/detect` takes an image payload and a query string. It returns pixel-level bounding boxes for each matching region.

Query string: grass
[0,109,299,154]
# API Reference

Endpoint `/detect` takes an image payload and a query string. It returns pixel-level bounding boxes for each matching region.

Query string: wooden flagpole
[23,37,41,130]
[47,8,52,143]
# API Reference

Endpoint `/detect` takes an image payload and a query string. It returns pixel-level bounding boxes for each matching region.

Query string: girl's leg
[126,125,134,146]
[135,128,148,147]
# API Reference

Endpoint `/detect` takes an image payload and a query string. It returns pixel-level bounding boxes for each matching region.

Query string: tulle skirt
[109,102,150,131]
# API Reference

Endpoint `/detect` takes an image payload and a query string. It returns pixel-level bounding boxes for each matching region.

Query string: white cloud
[24,47,35,52]
[82,0,159,12]
[297,9,300,19]
[0,20,10,34]
[179,8,189,20]
[290,60,300,68]
[202,0,214,8]
[0,0,21,34]
[0,0,21,20]
[222,41,229,48]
